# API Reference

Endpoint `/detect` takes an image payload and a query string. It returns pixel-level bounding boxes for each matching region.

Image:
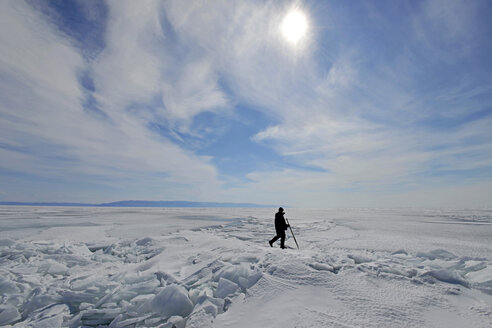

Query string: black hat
[278,207,284,213]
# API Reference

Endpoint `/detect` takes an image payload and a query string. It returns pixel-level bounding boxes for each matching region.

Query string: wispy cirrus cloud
[0,0,222,202]
[0,0,490,206]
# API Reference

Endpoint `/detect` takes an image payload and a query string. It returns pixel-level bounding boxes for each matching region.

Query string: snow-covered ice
[1,206,491,327]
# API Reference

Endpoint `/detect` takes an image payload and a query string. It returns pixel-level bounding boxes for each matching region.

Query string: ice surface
[150,285,193,318]
[466,265,492,284]
[0,206,492,327]
[422,269,469,287]
[215,278,239,299]
[417,249,458,260]
[0,305,20,326]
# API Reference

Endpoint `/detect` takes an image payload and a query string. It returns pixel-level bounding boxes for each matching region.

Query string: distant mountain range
[0,200,277,208]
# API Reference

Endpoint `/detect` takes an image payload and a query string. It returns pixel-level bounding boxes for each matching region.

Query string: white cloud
[221,163,492,208]
[0,0,222,199]
[163,0,319,120]
[421,0,480,41]
[156,0,491,206]
[162,57,229,132]
[411,0,485,59]
[91,0,231,134]
[0,1,84,107]
[92,0,164,111]
[0,0,490,206]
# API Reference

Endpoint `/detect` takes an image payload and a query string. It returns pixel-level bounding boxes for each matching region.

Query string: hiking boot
[269,240,273,247]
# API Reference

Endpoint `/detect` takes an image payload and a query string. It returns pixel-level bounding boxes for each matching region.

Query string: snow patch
[348,254,374,264]
[308,262,335,272]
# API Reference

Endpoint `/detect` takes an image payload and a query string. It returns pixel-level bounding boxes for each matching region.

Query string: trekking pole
[285,218,299,249]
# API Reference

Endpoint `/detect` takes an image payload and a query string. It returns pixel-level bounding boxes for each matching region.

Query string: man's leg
[280,231,286,249]
[269,235,279,246]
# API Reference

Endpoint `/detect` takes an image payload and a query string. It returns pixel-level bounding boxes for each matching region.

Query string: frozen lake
[1,206,491,327]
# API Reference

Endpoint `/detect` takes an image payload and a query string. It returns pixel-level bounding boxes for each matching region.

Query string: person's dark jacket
[275,211,288,233]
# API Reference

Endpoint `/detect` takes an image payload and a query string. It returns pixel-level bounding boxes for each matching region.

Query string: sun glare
[281,9,308,44]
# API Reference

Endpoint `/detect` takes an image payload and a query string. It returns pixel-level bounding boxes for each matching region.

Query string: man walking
[269,207,289,249]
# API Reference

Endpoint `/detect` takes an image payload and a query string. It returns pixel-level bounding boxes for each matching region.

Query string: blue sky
[0,0,491,207]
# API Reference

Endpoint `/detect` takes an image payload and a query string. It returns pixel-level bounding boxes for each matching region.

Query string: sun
[280,9,308,44]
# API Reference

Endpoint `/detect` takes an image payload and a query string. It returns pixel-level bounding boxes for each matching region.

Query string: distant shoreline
[0,200,277,208]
